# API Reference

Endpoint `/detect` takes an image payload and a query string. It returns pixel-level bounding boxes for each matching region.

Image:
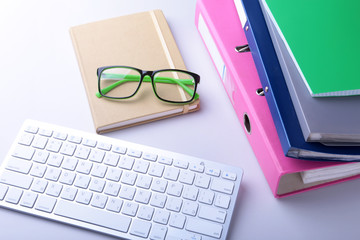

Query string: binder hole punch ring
[243,113,251,134]
[235,44,250,53]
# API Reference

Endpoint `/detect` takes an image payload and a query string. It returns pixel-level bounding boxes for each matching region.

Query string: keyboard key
[149,224,167,240]
[198,205,227,223]
[222,171,237,181]
[6,157,32,174]
[106,197,123,213]
[0,170,33,189]
[129,219,151,238]
[35,195,57,213]
[20,191,38,208]
[12,145,35,160]
[186,218,223,239]
[54,199,131,232]
[5,188,23,204]
[18,133,34,146]
[169,213,186,229]
[0,184,9,200]
[210,179,234,195]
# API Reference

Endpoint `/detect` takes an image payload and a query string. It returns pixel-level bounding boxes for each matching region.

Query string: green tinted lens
[99,67,141,98]
[153,70,196,103]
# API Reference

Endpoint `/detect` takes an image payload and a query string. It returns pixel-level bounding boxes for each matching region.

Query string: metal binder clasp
[235,44,250,53]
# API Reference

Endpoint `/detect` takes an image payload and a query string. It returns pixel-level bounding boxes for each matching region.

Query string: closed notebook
[196,0,360,197]
[70,10,200,134]
[260,0,360,144]
[236,0,360,161]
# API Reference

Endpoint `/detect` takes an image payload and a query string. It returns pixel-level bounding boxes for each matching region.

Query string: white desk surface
[1,0,360,239]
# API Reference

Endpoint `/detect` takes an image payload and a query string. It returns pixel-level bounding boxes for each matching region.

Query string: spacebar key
[54,199,132,233]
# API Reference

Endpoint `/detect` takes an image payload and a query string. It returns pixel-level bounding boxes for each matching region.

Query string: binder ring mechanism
[235,44,250,53]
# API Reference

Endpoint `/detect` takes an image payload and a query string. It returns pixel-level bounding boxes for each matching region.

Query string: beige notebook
[70,10,200,134]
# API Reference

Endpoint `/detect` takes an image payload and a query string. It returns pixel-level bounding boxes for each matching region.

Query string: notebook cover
[236,0,360,161]
[70,10,199,134]
[264,0,360,97]
[196,0,360,197]
[259,0,360,144]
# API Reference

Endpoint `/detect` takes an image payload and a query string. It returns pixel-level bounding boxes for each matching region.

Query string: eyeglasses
[96,66,200,104]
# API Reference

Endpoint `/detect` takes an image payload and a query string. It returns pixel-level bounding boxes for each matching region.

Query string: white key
[44,167,62,181]
[24,125,38,134]
[119,185,136,200]
[76,190,93,205]
[153,209,170,225]
[151,178,168,193]
[143,152,157,162]
[30,163,47,178]
[210,178,234,195]
[47,153,63,167]
[148,163,164,177]
[158,156,172,165]
[206,167,221,177]
[134,189,151,204]
[167,182,183,197]
[35,195,57,213]
[136,174,152,189]
[106,197,123,213]
[112,145,127,155]
[97,142,112,151]
[214,193,231,209]
[18,133,34,146]
[0,184,9,200]
[104,182,121,196]
[169,213,186,229]
[62,157,78,171]
[105,168,122,182]
[68,135,82,144]
[74,145,90,159]
[150,193,167,208]
[46,139,62,153]
[121,201,139,216]
[46,182,63,197]
[186,218,223,239]
[59,171,76,185]
[118,156,134,170]
[173,159,188,169]
[127,149,142,158]
[194,174,211,189]
[32,136,48,149]
[91,194,108,209]
[74,174,91,189]
[133,159,150,173]
[91,164,107,178]
[189,162,204,173]
[182,200,199,216]
[138,205,154,220]
[178,170,195,185]
[222,171,237,181]
[32,150,49,163]
[61,186,78,201]
[76,161,93,174]
[59,142,76,156]
[88,149,105,163]
[82,138,97,147]
[31,178,48,193]
[6,157,32,174]
[54,199,131,232]
[12,145,35,160]
[38,128,53,137]
[5,187,23,204]
[166,196,182,212]
[149,224,167,240]
[199,205,227,223]
[20,191,38,208]
[130,219,151,238]
[53,131,67,141]
[103,152,119,166]
[183,186,199,200]
[0,170,33,189]
[164,167,179,181]
[89,178,106,193]
[121,171,137,185]
[198,189,215,205]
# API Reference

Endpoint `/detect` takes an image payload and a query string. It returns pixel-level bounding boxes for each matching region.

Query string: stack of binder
[195,0,360,197]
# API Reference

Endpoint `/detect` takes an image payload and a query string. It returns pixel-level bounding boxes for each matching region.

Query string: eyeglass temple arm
[96,74,199,100]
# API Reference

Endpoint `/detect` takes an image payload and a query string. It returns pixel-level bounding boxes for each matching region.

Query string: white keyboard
[0,120,243,240]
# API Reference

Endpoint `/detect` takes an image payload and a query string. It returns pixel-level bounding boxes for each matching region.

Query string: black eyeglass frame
[97,65,200,104]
